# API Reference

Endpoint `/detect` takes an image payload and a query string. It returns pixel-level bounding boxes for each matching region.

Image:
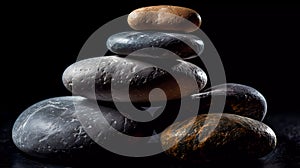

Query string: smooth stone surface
[191,83,267,121]
[128,5,201,32]
[161,113,277,161]
[12,96,147,159]
[106,31,204,59]
[62,56,207,102]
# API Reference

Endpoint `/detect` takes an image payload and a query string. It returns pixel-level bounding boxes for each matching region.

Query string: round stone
[161,113,277,161]
[62,56,207,102]
[12,96,148,159]
[191,83,267,121]
[128,5,201,32]
[106,31,204,59]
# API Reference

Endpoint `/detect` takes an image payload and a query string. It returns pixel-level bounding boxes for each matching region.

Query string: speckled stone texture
[191,83,267,121]
[161,113,277,162]
[128,5,201,32]
[62,56,207,102]
[12,96,147,159]
[106,31,204,59]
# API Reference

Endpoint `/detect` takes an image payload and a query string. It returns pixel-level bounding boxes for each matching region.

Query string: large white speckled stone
[12,96,144,159]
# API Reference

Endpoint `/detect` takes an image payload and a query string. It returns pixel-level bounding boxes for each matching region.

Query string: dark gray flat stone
[106,31,204,59]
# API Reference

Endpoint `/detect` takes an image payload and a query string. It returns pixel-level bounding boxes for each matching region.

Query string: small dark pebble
[191,83,267,121]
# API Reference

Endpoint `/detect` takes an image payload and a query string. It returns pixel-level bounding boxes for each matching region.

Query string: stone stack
[12,5,277,163]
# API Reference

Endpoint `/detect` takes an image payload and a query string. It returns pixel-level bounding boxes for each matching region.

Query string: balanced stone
[191,83,267,121]
[62,56,207,102]
[128,5,201,32]
[161,113,277,161]
[106,31,204,59]
[12,96,148,159]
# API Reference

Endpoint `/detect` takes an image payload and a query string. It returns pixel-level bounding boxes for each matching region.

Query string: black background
[1,1,300,167]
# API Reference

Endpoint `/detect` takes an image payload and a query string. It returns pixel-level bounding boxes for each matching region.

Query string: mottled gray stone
[12,96,145,159]
[62,56,207,102]
[106,31,204,59]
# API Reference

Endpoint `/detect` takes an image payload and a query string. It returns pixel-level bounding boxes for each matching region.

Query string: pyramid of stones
[12,5,277,162]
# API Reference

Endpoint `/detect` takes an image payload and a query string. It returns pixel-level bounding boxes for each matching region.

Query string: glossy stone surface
[106,31,204,59]
[128,5,201,32]
[161,113,277,161]
[62,56,207,102]
[191,83,267,121]
[12,96,146,159]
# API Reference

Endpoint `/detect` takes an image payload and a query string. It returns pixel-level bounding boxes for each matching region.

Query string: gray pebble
[62,56,207,102]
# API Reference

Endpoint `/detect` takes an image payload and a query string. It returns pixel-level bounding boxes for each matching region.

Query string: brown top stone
[128,5,201,32]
